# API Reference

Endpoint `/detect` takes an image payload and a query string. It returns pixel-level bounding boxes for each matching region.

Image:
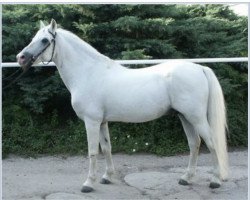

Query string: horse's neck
[52,29,124,92]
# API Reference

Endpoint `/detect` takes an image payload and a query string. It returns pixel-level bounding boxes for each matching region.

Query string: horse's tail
[203,66,229,180]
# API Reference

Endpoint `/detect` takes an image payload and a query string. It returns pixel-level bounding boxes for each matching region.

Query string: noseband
[31,30,57,65]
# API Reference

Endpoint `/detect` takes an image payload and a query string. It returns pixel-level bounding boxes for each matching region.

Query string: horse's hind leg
[192,119,221,188]
[99,122,115,184]
[178,114,201,185]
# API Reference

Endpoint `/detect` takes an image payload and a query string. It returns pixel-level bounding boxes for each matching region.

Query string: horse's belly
[104,83,171,123]
[105,107,170,123]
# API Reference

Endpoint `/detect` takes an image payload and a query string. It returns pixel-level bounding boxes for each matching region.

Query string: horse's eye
[41,38,49,44]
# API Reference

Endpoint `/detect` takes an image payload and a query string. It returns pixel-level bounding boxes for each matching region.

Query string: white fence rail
[1,57,248,68]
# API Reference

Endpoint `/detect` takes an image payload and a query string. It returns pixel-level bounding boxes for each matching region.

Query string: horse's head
[16,19,57,71]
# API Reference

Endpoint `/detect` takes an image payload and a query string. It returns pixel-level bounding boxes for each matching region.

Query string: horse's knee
[89,150,99,157]
[101,145,111,155]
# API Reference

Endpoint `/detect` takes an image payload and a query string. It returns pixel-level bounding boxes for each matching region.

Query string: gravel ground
[3,150,248,200]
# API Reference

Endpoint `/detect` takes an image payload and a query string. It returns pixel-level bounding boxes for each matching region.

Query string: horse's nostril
[20,55,25,59]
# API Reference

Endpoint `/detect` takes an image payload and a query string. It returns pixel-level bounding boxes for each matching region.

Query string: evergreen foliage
[2,4,247,157]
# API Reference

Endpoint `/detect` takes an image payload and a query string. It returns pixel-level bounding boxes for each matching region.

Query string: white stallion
[17,19,228,192]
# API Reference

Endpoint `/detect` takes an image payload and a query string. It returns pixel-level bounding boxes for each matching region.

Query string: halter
[31,30,57,65]
[3,30,57,90]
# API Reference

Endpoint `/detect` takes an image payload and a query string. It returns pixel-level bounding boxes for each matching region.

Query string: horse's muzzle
[17,51,34,71]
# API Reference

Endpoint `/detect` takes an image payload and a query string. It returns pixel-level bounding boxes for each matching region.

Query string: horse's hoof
[100,178,112,184]
[209,182,221,189]
[81,186,94,193]
[178,179,189,186]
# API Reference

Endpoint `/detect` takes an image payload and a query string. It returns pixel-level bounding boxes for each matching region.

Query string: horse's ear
[40,21,46,29]
[49,19,57,34]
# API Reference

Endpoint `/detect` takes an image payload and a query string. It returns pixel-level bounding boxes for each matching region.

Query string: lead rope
[3,68,22,81]
[3,68,29,90]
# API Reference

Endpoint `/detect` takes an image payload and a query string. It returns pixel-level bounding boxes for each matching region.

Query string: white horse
[17,19,228,192]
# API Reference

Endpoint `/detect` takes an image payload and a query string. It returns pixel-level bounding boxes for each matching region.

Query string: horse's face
[16,19,57,71]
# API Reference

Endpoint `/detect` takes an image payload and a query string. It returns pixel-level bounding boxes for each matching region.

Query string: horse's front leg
[81,118,101,193]
[99,122,115,184]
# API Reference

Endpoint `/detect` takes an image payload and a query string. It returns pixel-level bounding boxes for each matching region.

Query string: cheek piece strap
[31,30,57,66]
